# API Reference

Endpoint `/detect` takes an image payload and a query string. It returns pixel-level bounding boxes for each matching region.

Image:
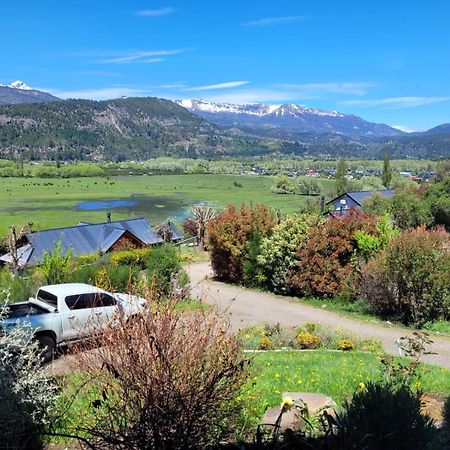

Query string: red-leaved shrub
[288,209,378,298]
[208,204,276,284]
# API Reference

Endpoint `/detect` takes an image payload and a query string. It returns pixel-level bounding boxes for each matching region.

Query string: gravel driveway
[187,262,450,369]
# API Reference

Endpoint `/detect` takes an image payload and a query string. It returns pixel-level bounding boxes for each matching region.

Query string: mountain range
[0,81,448,160]
[176,98,404,139]
[0,81,60,105]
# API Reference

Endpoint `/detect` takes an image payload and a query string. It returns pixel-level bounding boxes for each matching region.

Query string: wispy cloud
[243,15,308,27]
[183,81,250,91]
[276,82,375,96]
[45,87,153,101]
[342,96,450,109]
[135,7,176,17]
[203,88,316,104]
[391,124,422,133]
[101,48,191,64]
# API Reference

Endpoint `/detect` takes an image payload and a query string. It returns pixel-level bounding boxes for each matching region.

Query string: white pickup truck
[0,283,147,362]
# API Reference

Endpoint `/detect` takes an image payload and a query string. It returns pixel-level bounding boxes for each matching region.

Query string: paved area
[187,262,450,369]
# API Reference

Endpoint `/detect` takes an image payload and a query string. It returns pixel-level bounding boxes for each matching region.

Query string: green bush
[0,268,35,303]
[40,241,72,285]
[360,226,450,326]
[109,248,152,270]
[146,244,182,294]
[335,381,436,450]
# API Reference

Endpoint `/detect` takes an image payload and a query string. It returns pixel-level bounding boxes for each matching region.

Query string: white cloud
[183,81,250,91]
[45,87,153,101]
[135,7,176,17]
[391,124,422,133]
[342,96,450,109]
[202,88,317,104]
[243,16,308,27]
[276,82,375,96]
[101,48,191,64]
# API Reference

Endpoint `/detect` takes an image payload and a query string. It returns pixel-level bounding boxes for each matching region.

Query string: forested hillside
[0,97,448,161]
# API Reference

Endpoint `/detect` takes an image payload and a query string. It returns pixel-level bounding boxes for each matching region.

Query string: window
[65,292,117,310]
[65,294,92,310]
[92,293,116,308]
[37,289,58,308]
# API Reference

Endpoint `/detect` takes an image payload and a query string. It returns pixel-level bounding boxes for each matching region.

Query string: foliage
[334,159,348,196]
[270,175,295,194]
[360,226,450,326]
[257,215,322,294]
[288,210,378,298]
[108,248,151,270]
[182,217,198,238]
[337,339,355,351]
[297,179,321,195]
[94,264,140,293]
[391,186,434,229]
[0,306,57,449]
[40,240,72,285]
[333,381,436,450]
[295,332,321,349]
[62,301,249,449]
[0,267,36,303]
[146,244,184,295]
[362,191,393,216]
[208,204,276,284]
[382,152,392,188]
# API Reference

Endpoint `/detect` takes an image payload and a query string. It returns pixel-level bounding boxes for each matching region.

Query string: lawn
[0,174,335,237]
[238,350,450,432]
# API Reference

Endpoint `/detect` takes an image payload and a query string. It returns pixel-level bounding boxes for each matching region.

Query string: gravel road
[187,262,450,369]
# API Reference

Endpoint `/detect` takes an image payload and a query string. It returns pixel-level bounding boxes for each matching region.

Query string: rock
[260,392,336,432]
[260,406,305,432]
[282,392,336,415]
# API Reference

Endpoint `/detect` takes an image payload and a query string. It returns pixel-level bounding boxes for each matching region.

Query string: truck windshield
[36,289,58,308]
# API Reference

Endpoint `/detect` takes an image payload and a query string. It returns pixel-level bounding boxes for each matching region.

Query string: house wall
[109,233,146,252]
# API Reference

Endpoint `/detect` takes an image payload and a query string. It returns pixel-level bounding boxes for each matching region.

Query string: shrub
[0,267,35,303]
[289,210,378,298]
[258,335,275,350]
[0,306,57,449]
[208,204,276,284]
[295,331,321,349]
[391,186,433,229]
[109,248,151,270]
[333,381,436,450]
[40,240,72,285]
[338,339,355,351]
[182,217,198,238]
[257,214,321,294]
[66,301,248,449]
[360,226,450,326]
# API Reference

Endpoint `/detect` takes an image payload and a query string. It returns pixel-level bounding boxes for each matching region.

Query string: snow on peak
[8,80,32,90]
[177,98,344,118]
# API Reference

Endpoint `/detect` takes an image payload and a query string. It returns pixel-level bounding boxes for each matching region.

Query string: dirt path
[187,262,450,369]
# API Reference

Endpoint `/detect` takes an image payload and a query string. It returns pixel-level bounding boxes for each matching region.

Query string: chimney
[107,212,111,223]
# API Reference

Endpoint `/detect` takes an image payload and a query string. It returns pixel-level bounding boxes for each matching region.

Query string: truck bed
[5,302,49,319]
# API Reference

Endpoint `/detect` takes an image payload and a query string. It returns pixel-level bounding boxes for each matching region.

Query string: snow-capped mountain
[177,98,404,139]
[0,81,60,105]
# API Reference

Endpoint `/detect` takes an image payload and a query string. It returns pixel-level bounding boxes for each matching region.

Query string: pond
[74,195,193,222]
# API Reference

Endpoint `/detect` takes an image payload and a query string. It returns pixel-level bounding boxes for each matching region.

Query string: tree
[4,223,33,271]
[382,152,392,188]
[335,159,348,196]
[190,204,218,251]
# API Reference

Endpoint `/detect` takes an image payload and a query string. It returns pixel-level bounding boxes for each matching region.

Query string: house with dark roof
[326,190,394,216]
[0,217,183,269]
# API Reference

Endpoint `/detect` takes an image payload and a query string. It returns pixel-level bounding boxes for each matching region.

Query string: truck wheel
[35,336,55,363]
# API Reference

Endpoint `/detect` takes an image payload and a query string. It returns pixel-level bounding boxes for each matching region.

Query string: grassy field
[239,350,450,432]
[0,174,335,237]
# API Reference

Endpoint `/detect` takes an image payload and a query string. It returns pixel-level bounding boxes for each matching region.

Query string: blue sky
[1,0,450,131]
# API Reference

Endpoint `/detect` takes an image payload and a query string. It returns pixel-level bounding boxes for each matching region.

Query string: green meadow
[0,174,335,237]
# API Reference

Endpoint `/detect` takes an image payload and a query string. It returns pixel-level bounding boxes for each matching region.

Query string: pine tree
[382,152,392,188]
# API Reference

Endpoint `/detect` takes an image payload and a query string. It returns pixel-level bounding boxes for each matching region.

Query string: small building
[326,190,394,215]
[0,217,182,269]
